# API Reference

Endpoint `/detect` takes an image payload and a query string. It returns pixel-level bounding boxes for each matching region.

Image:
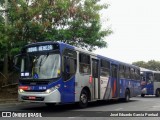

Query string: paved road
[0,96,160,120]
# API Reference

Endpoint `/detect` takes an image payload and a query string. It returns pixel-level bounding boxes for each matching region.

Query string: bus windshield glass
[146,72,153,82]
[20,53,61,79]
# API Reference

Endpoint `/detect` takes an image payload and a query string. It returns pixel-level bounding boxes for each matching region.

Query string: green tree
[0,0,112,80]
[132,61,147,69]
[132,60,160,71]
[8,0,112,50]
[147,60,160,71]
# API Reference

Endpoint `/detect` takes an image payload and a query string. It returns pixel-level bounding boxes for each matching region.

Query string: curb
[0,99,18,102]
[0,99,20,106]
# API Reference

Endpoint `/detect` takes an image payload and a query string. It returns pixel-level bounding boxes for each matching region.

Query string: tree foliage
[132,60,160,71]
[0,0,112,56]
[0,0,112,75]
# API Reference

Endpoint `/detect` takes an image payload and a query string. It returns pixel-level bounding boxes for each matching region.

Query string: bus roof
[23,41,139,69]
[140,67,160,73]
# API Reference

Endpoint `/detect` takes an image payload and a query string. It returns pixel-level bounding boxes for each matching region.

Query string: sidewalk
[0,98,19,105]
[0,99,23,106]
[0,98,18,103]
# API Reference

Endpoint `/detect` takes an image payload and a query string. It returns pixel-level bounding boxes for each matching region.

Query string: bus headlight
[19,89,24,93]
[45,84,60,94]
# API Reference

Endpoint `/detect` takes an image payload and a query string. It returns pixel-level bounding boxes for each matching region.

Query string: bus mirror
[13,54,21,71]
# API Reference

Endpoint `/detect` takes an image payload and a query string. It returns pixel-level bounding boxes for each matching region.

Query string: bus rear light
[89,76,93,83]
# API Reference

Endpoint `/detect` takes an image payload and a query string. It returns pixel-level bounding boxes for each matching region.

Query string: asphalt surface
[0,95,160,120]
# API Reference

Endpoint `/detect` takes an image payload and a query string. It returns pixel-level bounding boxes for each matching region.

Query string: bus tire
[141,94,145,97]
[124,89,130,102]
[155,89,160,97]
[79,89,88,108]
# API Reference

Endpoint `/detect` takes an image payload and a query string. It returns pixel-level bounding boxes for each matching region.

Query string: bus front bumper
[18,89,61,103]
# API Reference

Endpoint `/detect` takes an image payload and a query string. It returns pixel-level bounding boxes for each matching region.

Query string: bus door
[146,72,154,94]
[62,49,77,103]
[111,64,119,98]
[92,59,100,99]
[140,72,146,87]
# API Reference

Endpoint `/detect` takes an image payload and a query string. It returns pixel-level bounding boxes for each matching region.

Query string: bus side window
[154,73,160,82]
[62,49,77,81]
[111,64,117,78]
[119,65,125,78]
[135,69,140,80]
[146,72,153,83]
[63,57,77,81]
[130,68,135,79]
[158,74,160,82]
[100,59,110,77]
[125,67,130,79]
[79,53,91,74]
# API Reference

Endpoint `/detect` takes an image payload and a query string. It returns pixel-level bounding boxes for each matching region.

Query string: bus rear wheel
[155,89,160,97]
[79,90,88,108]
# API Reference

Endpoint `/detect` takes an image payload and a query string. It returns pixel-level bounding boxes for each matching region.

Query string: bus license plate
[28,96,36,100]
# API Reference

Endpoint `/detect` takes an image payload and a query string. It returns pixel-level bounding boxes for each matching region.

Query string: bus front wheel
[79,89,88,108]
[155,89,160,97]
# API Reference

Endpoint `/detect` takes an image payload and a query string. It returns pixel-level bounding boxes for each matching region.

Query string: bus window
[66,58,76,73]
[125,67,130,79]
[135,69,140,80]
[100,59,110,77]
[146,72,153,83]
[119,65,125,78]
[111,64,118,78]
[63,49,77,81]
[130,68,135,79]
[79,53,91,74]
[154,73,160,82]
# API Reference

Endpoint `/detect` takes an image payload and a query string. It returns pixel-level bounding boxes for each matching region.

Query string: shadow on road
[5,99,138,117]
[20,99,138,112]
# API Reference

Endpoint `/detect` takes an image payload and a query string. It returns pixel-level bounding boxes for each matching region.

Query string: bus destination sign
[27,45,53,53]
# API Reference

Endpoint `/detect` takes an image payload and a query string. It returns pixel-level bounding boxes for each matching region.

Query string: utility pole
[3,0,9,84]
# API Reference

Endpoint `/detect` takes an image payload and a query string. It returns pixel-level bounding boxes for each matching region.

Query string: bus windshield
[20,53,61,79]
[146,72,153,82]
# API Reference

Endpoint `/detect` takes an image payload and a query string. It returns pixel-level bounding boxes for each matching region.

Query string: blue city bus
[140,68,160,97]
[14,41,141,108]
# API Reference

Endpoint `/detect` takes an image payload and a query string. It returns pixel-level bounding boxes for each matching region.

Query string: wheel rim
[81,93,87,104]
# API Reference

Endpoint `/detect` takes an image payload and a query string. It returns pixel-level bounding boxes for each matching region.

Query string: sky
[94,0,160,64]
